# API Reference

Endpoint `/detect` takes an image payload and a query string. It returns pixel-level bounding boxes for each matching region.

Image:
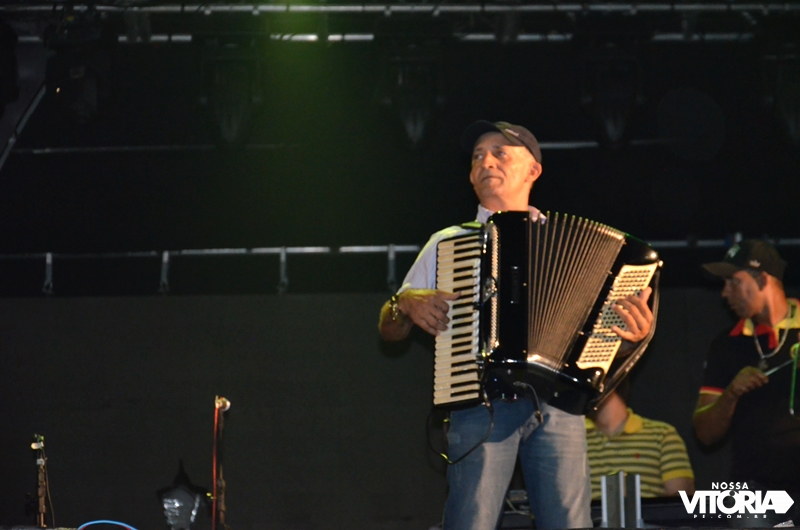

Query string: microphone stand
[212,397,231,530]
[31,434,47,528]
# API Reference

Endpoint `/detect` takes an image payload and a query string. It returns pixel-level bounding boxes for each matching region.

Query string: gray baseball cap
[461,120,542,163]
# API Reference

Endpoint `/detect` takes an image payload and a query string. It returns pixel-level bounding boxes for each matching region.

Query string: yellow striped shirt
[585,410,694,499]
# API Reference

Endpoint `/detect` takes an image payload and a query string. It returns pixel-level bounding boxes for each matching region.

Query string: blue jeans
[443,398,592,530]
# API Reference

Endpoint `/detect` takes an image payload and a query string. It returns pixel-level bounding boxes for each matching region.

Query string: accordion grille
[527,213,625,375]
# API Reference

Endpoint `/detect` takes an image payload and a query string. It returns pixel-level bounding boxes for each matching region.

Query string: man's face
[469,132,542,211]
[722,270,765,319]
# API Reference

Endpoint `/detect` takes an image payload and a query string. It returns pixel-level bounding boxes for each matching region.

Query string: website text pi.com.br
[679,482,795,519]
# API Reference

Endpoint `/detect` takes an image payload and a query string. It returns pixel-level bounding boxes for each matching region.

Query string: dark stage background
[0,29,799,260]
[0,286,789,529]
[1,4,800,529]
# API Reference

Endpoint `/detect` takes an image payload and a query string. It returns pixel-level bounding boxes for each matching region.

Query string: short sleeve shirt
[397,204,543,293]
[699,299,800,488]
[586,411,694,499]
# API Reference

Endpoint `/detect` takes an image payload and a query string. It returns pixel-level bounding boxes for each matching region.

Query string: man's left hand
[611,286,653,344]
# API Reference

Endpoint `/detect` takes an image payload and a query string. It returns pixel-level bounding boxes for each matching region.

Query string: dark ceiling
[0,2,799,293]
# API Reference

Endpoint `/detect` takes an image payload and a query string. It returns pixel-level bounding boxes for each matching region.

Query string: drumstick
[764,343,800,376]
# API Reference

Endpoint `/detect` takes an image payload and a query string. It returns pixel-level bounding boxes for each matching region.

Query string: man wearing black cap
[694,240,800,527]
[379,121,653,530]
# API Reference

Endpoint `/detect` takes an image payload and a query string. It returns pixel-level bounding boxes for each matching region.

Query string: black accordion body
[433,211,661,415]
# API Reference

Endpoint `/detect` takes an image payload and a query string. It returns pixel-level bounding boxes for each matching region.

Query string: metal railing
[0,244,422,294]
[3,234,800,294]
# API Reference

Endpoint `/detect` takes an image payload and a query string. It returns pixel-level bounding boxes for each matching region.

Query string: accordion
[433,211,661,414]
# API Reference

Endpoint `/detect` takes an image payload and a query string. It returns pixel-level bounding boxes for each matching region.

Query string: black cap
[461,120,542,163]
[702,239,787,281]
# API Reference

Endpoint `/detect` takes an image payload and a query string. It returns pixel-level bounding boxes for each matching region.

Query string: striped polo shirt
[585,410,695,499]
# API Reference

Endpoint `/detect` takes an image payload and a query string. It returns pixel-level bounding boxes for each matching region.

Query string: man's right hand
[693,365,769,446]
[398,288,461,336]
[726,366,768,398]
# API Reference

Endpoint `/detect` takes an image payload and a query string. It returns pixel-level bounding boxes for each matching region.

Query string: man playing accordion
[379,120,654,530]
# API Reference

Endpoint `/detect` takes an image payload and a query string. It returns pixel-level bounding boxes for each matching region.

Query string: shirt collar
[623,409,643,434]
[584,408,643,437]
[730,298,800,348]
[476,204,493,223]
[475,204,543,224]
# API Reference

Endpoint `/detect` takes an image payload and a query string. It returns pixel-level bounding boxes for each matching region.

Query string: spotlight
[495,12,520,45]
[43,4,113,124]
[123,11,152,44]
[581,43,644,149]
[46,49,108,124]
[157,461,210,530]
[42,3,112,50]
[389,59,439,146]
[375,18,448,147]
[763,47,800,146]
[199,36,262,145]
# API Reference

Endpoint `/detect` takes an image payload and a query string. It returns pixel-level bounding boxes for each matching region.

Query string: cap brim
[461,120,503,152]
[702,262,741,279]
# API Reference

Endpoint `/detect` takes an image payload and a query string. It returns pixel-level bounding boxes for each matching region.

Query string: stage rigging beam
[1,2,800,14]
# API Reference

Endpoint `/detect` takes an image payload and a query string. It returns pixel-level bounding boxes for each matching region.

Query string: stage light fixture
[581,43,644,150]
[199,36,262,145]
[157,461,210,530]
[763,50,800,146]
[375,18,447,147]
[43,4,113,124]
[390,59,439,146]
[495,12,520,45]
[42,3,111,50]
[123,10,152,44]
[46,49,108,124]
